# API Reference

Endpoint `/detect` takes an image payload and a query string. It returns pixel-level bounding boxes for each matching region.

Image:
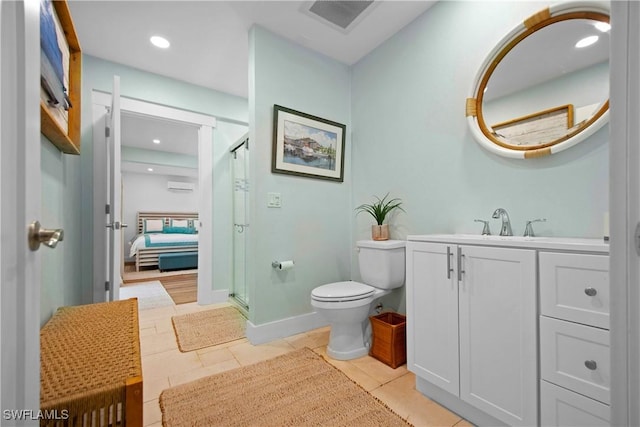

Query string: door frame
[1,0,42,416]
[92,90,217,304]
[610,2,640,425]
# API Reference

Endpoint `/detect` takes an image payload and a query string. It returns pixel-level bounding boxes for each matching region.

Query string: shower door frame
[230,135,249,310]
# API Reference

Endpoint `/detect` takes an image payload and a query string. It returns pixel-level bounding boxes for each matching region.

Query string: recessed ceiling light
[150,36,170,49]
[594,22,611,32]
[153,139,161,144]
[147,168,154,172]
[575,35,599,48]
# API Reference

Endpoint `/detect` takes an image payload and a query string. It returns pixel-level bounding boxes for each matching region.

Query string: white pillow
[143,218,164,233]
[170,219,189,228]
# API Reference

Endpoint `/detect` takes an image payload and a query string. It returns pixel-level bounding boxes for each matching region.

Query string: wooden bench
[158,251,198,272]
[40,299,143,427]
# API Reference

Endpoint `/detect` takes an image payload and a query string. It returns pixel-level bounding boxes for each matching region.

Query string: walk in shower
[230,136,249,309]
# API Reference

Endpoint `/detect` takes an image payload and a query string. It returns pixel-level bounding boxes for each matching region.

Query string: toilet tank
[357,240,406,289]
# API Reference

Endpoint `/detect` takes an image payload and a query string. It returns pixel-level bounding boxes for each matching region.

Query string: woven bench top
[40,299,142,412]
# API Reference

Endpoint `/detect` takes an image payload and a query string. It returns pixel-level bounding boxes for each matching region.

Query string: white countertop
[406,234,609,253]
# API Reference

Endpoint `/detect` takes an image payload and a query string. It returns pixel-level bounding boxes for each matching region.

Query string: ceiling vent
[305,1,376,33]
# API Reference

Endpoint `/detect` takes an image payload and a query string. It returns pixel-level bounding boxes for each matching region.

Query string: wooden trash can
[369,312,407,368]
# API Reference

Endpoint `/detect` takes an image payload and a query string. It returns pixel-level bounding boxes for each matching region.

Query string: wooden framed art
[272,105,346,182]
[40,0,82,154]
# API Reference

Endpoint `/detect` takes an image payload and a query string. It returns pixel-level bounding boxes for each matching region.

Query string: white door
[106,76,122,301]
[406,241,459,396]
[0,0,42,417]
[458,245,537,426]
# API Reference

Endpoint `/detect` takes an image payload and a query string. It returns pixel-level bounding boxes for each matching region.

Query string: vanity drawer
[541,380,610,427]
[539,252,609,329]
[540,316,610,404]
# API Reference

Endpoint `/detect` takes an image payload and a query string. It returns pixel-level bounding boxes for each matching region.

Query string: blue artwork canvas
[40,0,66,107]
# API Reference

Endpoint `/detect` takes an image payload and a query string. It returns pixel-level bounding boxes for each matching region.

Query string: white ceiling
[67,0,437,99]
[121,112,199,156]
[69,0,436,160]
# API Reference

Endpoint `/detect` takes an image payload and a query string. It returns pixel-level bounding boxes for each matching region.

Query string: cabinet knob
[584,360,597,370]
[584,287,598,297]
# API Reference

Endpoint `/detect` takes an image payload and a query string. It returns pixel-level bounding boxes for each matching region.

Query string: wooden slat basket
[369,312,407,369]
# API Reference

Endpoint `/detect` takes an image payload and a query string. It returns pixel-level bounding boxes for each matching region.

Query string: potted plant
[355,193,405,241]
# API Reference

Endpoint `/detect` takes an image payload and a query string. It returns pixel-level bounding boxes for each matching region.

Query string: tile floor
[135,299,472,427]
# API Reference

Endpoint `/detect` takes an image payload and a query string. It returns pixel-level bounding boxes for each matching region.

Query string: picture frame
[40,0,82,155]
[272,105,346,182]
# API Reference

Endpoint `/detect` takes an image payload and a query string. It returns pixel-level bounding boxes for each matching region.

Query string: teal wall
[351,0,608,239]
[350,1,609,311]
[42,52,249,324]
[40,136,83,325]
[42,2,610,329]
[248,26,352,325]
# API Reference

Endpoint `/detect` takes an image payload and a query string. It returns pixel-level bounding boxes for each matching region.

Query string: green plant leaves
[355,193,405,225]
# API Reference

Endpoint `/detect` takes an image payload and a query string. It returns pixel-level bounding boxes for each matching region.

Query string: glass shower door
[231,138,249,309]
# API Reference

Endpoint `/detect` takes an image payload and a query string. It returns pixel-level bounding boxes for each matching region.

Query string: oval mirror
[466,2,610,159]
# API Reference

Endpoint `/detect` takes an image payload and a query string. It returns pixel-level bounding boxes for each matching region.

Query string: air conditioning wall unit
[167,181,195,192]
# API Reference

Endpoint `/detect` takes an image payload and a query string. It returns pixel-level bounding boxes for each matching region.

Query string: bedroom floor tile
[370,371,465,426]
[228,339,296,366]
[168,359,240,387]
[350,354,409,384]
[313,347,381,392]
[140,331,178,356]
[134,289,471,427]
[142,349,202,380]
[143,400,161,427]
[143,375,170,403]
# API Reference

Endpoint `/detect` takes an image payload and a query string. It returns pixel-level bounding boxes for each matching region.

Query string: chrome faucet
[492,208,513,236]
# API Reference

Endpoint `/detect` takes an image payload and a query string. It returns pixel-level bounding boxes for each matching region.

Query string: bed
[130,212,199,271]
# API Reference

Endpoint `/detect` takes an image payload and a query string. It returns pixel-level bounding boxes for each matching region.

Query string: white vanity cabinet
[539,251,610,426]
[406,241,537,427]
[406,235,609,427]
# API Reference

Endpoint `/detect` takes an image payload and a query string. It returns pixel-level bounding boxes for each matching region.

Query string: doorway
[92,89,216,304]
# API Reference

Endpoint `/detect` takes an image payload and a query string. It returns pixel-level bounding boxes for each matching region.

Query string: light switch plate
[267,192,282,208]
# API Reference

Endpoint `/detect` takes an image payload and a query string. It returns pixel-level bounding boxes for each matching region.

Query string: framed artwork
[272,105,346,182]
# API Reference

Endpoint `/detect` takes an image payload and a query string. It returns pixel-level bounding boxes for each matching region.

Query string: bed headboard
[136,212,198,234]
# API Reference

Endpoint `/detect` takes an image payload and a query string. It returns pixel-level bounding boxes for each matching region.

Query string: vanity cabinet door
[458,245,537,427]
[406,241,459,396]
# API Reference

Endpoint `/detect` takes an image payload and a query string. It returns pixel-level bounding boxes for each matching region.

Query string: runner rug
[171,306,246,352]
[159,347,410,427]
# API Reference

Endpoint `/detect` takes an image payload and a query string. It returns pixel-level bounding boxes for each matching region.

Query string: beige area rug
[159,347,410,427]
[160,273,197,305]
[171,306,246,352]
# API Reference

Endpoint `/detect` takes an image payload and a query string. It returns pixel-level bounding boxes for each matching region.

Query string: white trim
[197,125,214,304]
[92,91,216,127]
[245,311,328,345]
[92,100,109,302]
[92,90,217,305]
[197,289,230,306]
[610,2,639,425]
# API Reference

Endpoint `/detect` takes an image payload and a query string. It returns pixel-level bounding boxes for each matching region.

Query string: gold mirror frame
[466,2,610,159]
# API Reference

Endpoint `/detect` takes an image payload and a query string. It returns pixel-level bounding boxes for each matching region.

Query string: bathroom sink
[406,234,608,253]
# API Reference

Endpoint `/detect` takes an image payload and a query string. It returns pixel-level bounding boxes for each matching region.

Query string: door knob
[28,221,64,251]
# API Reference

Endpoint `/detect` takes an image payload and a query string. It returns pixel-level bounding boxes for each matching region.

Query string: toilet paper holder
[272,260,294,269]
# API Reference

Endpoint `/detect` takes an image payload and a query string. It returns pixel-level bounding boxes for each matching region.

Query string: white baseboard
[246,311,329,345]
[197,289,229,305]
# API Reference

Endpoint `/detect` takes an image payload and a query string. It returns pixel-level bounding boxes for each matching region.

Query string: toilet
[311,240,406,360]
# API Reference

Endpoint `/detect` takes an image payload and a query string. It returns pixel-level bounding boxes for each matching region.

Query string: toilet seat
[311,281,375,302]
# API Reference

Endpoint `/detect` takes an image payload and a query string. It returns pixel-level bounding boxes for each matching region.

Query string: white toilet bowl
[310,240,406,361]
[311,281,389,360]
